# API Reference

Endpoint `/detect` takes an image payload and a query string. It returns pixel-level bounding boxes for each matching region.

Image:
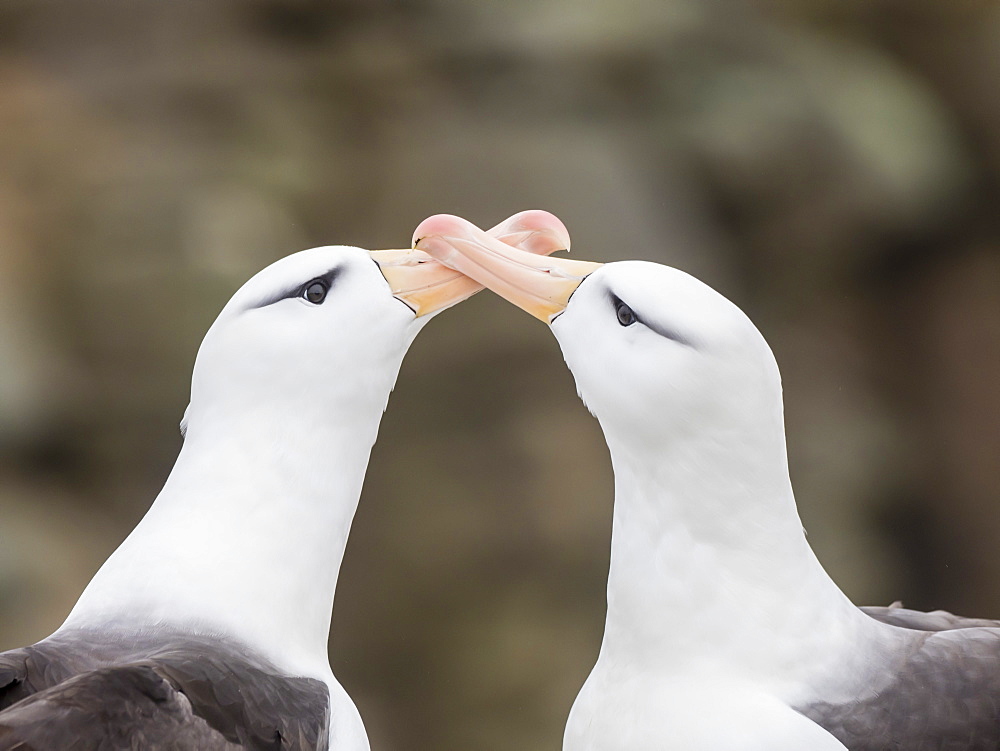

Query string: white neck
[59,402,384,679]
[596,393,884,698]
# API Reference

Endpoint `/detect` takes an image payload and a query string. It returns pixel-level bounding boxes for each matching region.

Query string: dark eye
[614,298,637,327]
[303,280,328,304]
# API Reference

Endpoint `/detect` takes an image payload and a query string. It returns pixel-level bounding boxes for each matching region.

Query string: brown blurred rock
[0,475,122,650]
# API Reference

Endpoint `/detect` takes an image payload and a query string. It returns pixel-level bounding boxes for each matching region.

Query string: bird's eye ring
[614,298,637,327]
[303,280,329,304]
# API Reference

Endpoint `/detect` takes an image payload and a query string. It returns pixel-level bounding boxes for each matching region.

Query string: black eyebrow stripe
[645,318,695,348]
[609,292,694,348]
[249,266,342,310]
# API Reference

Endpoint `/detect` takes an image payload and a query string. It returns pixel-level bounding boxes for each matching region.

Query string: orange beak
[413,214,601,323]
[372,210,570,316]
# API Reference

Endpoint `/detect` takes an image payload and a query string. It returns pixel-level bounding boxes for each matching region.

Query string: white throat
[595,387,886,699]
[59,393,387,680]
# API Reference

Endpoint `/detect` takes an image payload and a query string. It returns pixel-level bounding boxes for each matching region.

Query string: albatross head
[186,210,570,441]
[551,263,783,456]
[414,215,781,456]
[185,245,442,437]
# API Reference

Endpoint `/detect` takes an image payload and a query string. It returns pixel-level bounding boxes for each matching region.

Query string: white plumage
[416,213,1000,751]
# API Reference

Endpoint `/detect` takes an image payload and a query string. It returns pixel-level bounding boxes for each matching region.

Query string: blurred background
[1,0,999,748]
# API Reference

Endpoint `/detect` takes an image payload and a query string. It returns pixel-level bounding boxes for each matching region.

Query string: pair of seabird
[413,214,1000,751]
[0,211,569,750]
[4,207,1000,750]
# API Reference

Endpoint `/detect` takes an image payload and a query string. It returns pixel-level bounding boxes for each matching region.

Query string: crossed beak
[371,210,572,317]
[412,214,602,323]
[369,248,473,317]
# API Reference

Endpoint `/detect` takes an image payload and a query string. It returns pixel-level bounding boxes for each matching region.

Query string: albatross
[415,213,1000,751]
[0,210,569,750]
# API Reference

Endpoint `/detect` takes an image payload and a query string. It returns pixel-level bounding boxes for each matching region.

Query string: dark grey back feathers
[795,606,1000,750]
[0,630,330,750]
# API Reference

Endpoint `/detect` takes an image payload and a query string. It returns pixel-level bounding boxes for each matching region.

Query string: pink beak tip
[411,214,478,248]
[503,209,566,233]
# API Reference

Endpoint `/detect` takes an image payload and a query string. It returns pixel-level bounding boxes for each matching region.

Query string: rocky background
[1,1,999,748]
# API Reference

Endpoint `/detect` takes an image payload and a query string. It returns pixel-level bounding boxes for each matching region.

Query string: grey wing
[862,603,1000,632]
[151,651,331,750]
[0,645,80,711]
[0,638,331,750]
[0,664,241,750]
[0,649,32,711]
[798,626,1000,750]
